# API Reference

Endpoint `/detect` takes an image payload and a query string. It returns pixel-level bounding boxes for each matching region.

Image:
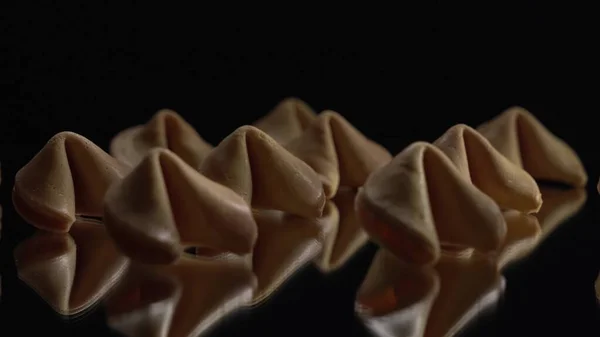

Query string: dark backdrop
[1,4,599,337]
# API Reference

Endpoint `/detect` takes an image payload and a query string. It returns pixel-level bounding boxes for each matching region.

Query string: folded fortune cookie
[110,109,213,170]
[355,142,507,265]
[104,148,258,265]
[199,125,326,218]
[433,124,542,213]
[477,107,587,187]
[285,111,392,199]
[13,132,128,232]
[253,97,318,145]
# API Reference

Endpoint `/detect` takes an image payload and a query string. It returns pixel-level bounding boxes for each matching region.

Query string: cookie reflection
[496,210,541,269]
[537,187,586,238]
[314,188,369,273]
[14,219,129,315]
[356,249,439,337]
[425,254,504,337]
[106,256,256,337]
[251,202,337,303]
[357,249,504,337]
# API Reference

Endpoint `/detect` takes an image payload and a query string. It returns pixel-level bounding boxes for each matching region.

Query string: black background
[0,4,599,336]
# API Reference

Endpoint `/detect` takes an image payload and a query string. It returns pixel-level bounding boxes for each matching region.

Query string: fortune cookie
[286,111,392,199]
[433,124,542,213]
[477,107,587,187]
[253,97,318,145]
[110,109,213,170]
[13,132,128,232]
[104,148,258,264]
[200,125,326,218]
[356,142,506,265]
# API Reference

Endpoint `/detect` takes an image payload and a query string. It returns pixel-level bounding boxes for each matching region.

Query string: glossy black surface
[2,10,600,335]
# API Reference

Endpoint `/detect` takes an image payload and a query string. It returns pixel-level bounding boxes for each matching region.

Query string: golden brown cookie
[356,142,506,266]
[285,111,392,198]
[200,125,326,218]
[104,148,258,264]
[110,109,213,170]
[253,97,317,145]
[13,132,128,232]
[433,124,542,213]
[477,107,587,187]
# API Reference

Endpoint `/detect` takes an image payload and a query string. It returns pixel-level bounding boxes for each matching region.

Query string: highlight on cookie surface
[13,131,128,233]
[199,125,326,218]
[477,106,587,187]
[104,148,258,265]
[285,110,392,199]
[355,142,507,266]
[110,109,213,170]
[433,123,542,213]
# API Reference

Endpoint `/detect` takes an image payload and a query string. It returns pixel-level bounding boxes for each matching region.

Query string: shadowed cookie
[477,107,587,187]
[537,187,587,238]
[314,187,370,272]
[253,97,317,145]
[285,111,392,199]
[14,219,129,316]
[13,132,129,232]
[110,109,213,170]
[355,142,507,266]
[433,124,542,213]
[199,125,326,218]
[104,148,258,265]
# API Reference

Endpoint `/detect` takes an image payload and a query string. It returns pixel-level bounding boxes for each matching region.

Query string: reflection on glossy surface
[106,256,256,337]
[356,249,439,337]
[251,203,336,303]
[14,219,129,315]
[315,188,369,272]
[356,249,505,337]
[537,187,587,237]
[105,202,335,336]
[425,254,504,337]
[496,210,541,270]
